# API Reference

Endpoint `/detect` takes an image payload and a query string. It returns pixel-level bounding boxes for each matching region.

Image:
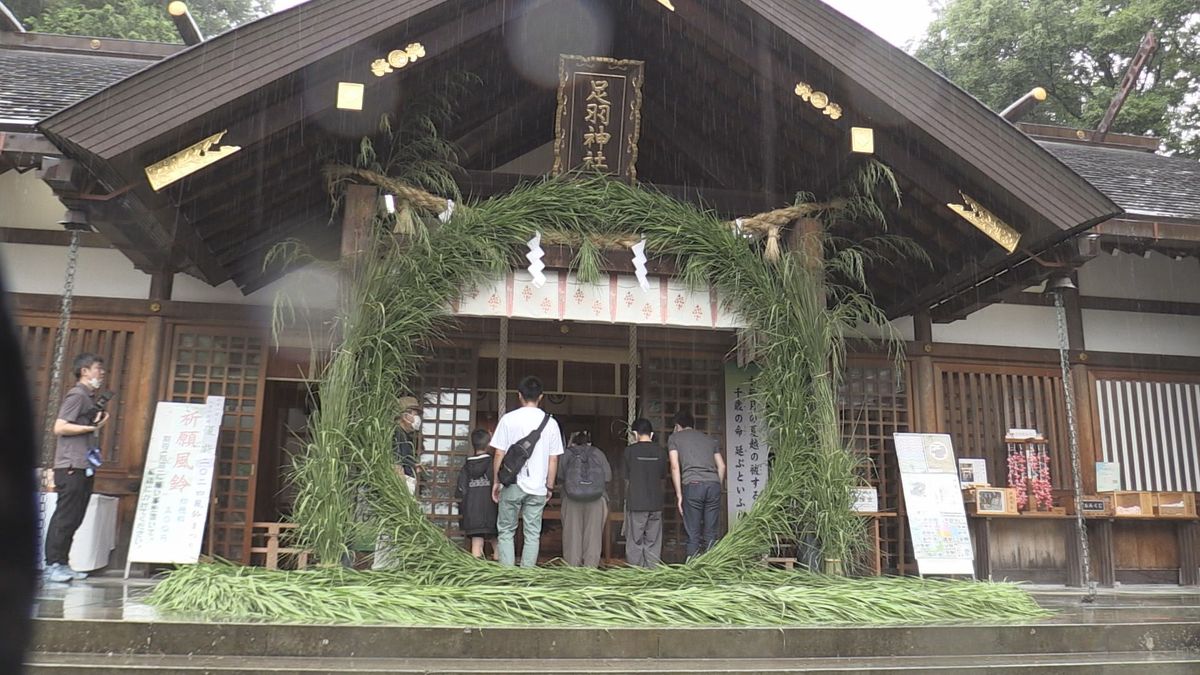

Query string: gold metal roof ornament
[144,130,240,191]
[947,193,1021,253]
[372,42,426,77]
[794,82,843,120]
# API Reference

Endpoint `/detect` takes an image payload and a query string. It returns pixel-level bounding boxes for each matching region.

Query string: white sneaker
[67,567,88,581]
[45,563,73,583]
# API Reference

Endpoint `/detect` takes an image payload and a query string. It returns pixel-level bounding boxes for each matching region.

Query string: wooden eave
[33,0,1120,316]
[743,0,1118,234]
[36,0,493,160]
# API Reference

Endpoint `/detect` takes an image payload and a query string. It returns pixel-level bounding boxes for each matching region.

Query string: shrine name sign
[553,55,644,181]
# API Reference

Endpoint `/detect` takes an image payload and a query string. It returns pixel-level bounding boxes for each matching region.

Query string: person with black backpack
[559,431,612,567]
[489,376,564,567]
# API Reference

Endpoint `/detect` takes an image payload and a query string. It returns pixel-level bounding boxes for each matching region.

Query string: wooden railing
[250,522,311,570]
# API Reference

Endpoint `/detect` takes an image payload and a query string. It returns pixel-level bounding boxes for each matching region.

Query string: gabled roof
[33,0,1120,318]
[0,29,179,130]
[0,48,152,127]
[1039,141,1200,222]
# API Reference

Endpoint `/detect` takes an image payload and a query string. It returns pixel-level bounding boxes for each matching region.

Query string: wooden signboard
[553,55,643,181]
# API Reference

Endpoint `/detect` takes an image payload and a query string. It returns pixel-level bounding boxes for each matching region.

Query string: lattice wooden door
[643,352,725,563]
[840,359,910,574]
[15,314,144,473]
[166,328,268,563]
[415,346,477,538]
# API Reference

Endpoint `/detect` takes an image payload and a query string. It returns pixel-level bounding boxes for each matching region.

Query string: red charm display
[1006,438,1052,512]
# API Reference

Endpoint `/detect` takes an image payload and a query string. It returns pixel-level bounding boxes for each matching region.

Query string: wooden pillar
[911,309,937,431]
[1060,279,1097,494]
[338,184,378,313]
[1092,519,1117,587]
[1064,519,1083,587]
[122,269,172,571]
[138,270,173,445]
[340,184,377,262]
[1179,521,1200,586]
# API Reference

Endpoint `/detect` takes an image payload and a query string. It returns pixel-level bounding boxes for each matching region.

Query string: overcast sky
[822,0,935,50]
[271,0,935,50]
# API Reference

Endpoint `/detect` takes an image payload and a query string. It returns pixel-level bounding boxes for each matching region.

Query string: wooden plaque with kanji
[553,55,644,181]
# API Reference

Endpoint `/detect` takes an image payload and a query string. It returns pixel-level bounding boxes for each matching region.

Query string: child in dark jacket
[456,428,499,558]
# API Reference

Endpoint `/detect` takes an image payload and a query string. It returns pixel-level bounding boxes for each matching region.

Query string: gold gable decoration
[947,193,1021,253]
[144,131,241,191]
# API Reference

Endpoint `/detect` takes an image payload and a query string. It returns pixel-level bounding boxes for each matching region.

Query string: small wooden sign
[553,55,643,181]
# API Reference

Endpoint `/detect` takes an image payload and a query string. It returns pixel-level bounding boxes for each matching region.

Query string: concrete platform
[26,577,1200,673]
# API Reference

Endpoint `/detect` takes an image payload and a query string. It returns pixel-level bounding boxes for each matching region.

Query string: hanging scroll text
[553,55,643,181]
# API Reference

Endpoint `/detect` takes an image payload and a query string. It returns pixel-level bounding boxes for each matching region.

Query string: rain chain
[627,324,638,442]
[497,316,508,418]
[1054,290,1096,600]
[42,229,81,465]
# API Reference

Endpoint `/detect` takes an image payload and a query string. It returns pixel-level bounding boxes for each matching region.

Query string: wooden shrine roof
[1039,141,1200,223]
[0,31,173,130]
[33,0,1121,319]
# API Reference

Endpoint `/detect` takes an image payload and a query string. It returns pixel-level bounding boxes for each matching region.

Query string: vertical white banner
[725,363,769,521]
[127,396,223,565]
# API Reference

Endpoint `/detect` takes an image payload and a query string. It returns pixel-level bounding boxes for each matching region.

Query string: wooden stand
[1006,437,1052,513]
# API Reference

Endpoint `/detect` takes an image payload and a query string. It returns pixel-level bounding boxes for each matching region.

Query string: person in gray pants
[668,410,725,559]
[623,418,667,567]
[559,431,611,567]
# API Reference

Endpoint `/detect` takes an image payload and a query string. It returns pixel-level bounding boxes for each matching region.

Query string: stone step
[24,650,1200,674]
[29,619,1200,661]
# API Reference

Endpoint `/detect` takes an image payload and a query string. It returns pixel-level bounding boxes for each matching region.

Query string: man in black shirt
[622,418,667,567]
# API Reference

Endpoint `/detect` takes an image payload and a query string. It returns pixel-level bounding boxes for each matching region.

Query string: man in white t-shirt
[489,375,564,567]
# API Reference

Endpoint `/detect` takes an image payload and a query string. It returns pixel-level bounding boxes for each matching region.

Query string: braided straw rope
[331,167,846,261]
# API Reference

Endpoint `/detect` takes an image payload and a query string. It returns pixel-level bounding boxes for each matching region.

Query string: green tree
[26,0,178,41]
[20,0,271,42]
[916,0,1200,157]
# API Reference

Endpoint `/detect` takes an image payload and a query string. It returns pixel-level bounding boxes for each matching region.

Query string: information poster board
[725,363,769,521]
[893,432,975,576]
[126,396,223,571]
[1096,461,1121,492]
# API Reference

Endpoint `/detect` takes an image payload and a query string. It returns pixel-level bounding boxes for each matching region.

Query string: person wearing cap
[394,396,423,491]
[372,396,424,569]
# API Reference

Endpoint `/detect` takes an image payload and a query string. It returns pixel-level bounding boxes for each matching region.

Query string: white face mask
[87,377,103,390]
[409,414,422,428]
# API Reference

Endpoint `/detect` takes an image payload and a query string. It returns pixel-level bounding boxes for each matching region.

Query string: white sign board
[894,432,975,576]
[127,397,223,569]
[1096,461,1121,492]
[958,458,989,488]
[851,487,879,513]
[725,363,769,521]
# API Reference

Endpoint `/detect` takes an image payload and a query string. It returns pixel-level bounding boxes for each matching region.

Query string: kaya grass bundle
[147,108,1039,626]
[149,562,1049,626]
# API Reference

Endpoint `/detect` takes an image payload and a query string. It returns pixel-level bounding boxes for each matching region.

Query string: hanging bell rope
[42,229,82,466]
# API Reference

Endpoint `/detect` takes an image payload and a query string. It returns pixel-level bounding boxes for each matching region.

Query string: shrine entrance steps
[26,587,1200,673]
